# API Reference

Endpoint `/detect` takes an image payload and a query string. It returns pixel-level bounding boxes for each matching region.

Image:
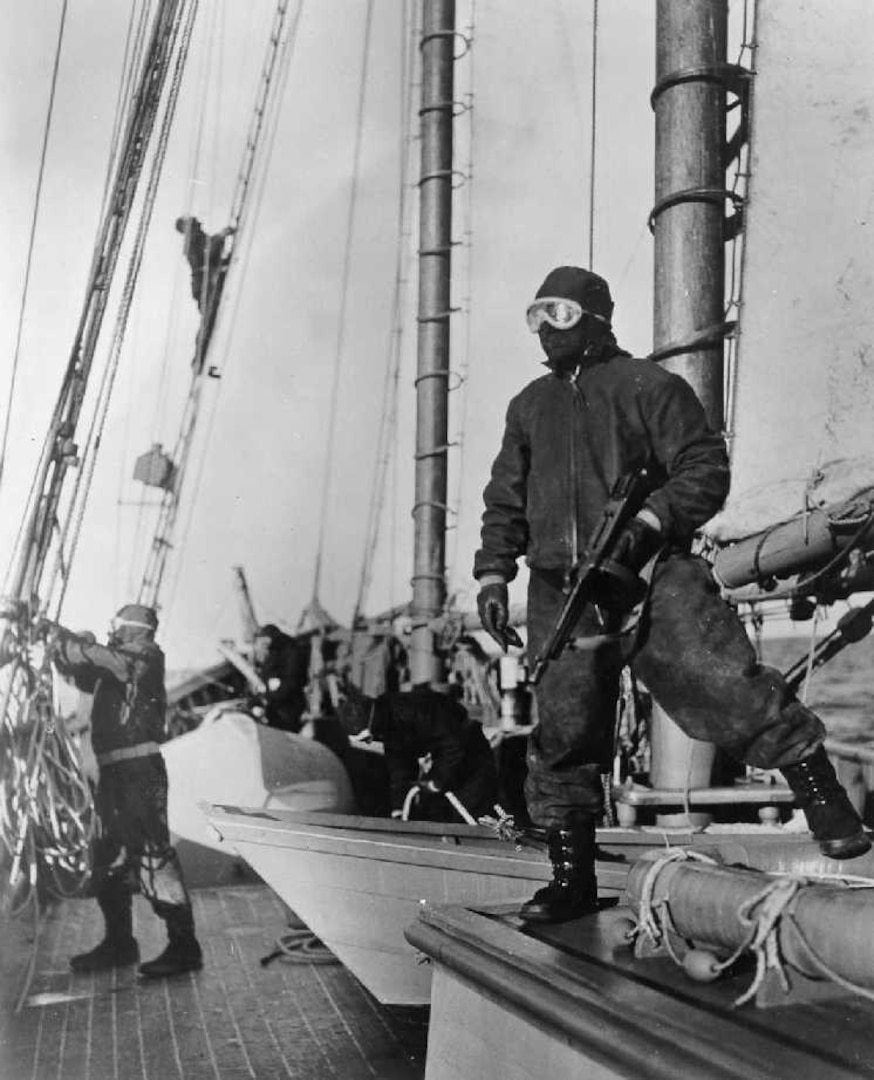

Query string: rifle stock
[529,469,649,685]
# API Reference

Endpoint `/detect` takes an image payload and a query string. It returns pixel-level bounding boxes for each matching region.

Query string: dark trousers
[92,755,190,913]
[525,554,825,828]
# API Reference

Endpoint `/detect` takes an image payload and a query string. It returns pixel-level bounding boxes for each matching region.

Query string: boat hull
[203,803,833,1005]
[205,805,562,1004]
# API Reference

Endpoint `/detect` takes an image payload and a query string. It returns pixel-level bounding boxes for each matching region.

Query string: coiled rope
[259,912,338,967]
[0,644,94,917]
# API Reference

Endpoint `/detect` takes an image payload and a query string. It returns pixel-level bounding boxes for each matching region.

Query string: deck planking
[0,884,428,1079]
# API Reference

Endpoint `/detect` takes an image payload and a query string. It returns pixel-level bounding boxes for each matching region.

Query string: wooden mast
[650,0,728,803]
[409,0,456,687]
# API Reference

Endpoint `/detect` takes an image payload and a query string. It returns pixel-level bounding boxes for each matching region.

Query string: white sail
[717,0,874,540]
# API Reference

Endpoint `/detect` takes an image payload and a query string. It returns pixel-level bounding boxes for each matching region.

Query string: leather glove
[476,581,523,652]
[611,515,663,575]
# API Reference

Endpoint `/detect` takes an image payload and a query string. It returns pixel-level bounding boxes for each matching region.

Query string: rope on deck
[260,912,339,967]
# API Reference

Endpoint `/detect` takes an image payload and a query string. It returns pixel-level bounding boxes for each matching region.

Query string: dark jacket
[473,352,730,581]
[370,689,494,813]
[52,633,167,755]
[258,633,309,732]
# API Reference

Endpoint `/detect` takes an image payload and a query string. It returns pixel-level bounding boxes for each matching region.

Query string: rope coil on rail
[631,849,874,1007]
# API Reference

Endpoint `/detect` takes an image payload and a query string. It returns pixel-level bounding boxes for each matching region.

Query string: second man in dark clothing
[370,686,498,823]
[252,623,310,733]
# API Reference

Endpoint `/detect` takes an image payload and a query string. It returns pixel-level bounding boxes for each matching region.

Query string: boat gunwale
[407,902,867,1080]
[204,802,557,881]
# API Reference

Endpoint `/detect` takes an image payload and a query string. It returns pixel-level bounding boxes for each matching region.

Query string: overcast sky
[0,0,658,669]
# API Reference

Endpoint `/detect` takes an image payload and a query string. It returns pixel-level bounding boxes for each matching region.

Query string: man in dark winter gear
[474,266,870,925]
[49,603,202,977]
[252,624,310,733]
[175,215,233,371]
[369,686,498,823]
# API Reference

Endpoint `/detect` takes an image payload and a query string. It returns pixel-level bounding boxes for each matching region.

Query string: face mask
[539,317,614,371]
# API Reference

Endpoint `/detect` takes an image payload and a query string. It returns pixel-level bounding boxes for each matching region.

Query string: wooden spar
[625,856,874,996]
[410,0,456,686]
[649,0,728,800]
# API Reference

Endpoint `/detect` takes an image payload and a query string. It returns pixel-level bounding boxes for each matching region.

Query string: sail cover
[716,0,874,540]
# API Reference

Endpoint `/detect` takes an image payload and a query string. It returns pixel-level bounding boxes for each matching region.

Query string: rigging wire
[446,3,477,593]
[723,0,754,463]
[45,0,200,618]
[310,0,376,609]
[127,0,222,595]
[0,0,197,920]
[1,0,147,604]
[3,0,191,614]
[0,1,69,495]
[353,0,421,623]
[163,0,306,621]
[587,0,599,269]
[140,0,299,610]
[98,3,157,603]
[100,2,155,223]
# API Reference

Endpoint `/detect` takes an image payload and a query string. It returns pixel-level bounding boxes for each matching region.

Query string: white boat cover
[707,455,874,543]
[162,707,357,852]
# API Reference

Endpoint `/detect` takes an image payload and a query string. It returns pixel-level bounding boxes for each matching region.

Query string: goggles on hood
[525,296,610,333]
[110,616,155,633]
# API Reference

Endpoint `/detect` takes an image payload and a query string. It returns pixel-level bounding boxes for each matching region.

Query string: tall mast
[409,0,456,687]
[650,0,728,797]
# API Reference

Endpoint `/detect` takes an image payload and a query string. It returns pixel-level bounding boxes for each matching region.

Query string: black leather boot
[782,745,871,859]
[138,904,203,979]
[70,880,139,972]
[520,815,598,925]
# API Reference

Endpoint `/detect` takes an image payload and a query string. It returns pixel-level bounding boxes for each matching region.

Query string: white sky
[0,0,657,669]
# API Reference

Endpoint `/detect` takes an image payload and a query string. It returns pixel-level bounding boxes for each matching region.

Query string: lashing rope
[730,876,803,1006]
[633,850,874,1007]
[635,849,718,945]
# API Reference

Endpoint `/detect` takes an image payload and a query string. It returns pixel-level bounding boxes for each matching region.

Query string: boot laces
[794,758,843,804]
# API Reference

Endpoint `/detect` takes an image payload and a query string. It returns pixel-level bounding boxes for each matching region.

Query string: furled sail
[708,0,874,592]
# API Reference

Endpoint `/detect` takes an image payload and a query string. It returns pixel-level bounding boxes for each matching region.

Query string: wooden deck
[0,884,429,1079]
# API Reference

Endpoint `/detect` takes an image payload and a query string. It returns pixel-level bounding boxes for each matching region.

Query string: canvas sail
[711,0,874,544]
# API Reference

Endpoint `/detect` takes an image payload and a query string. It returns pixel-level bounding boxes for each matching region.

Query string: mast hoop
[418,242,460,257]
[647,320,737,365]
[419,99,471,119]
[416,307,461,324]
[419,29,471,61]
[412,367,463,391]
[650,62,750,109]
[414,370,450,384]
[413,445,455,462]
[410,572,447,587]
[648,188,743,233]
[411,500,450,515]
[418,167,468,189]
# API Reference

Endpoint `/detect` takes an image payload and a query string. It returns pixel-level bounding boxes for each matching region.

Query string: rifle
[529,468,650,686]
